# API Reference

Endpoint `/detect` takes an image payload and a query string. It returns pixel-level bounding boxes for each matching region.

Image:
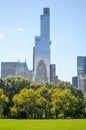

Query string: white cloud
[17,27,24,32]
[0,33,4,40]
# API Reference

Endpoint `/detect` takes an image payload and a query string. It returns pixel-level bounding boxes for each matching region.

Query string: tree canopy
[0,76,85,119]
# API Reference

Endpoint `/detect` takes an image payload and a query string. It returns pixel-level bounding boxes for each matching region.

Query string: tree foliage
[0,76,85,119]
[0,88,9,118]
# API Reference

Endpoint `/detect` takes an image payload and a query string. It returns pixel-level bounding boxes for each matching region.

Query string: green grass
[0,119,86,130]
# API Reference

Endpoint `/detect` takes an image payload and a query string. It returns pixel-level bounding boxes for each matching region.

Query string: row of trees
[0,76,86,119]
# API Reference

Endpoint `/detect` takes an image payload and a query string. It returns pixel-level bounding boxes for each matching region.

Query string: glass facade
[33,8,50,82]
[77,56,86,76]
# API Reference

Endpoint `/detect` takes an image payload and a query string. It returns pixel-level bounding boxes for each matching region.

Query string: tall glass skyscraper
[77,56,86,76]
[33,8,50,82]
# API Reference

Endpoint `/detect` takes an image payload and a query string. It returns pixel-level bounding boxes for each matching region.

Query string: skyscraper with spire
[33,8,50,82]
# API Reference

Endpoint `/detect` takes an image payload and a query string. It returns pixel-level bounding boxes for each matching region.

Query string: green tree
[3,76,32,117]
[83,94,86,118]
[0,78,4,89]
[36,86,51,119]
[56,81,84,118]
[0,88,9,118]
[51,89,78,118]
[4,76,31,99]
[12,88,37,119]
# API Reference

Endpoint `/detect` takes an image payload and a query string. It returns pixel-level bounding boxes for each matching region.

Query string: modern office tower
[78,74,86,93]
[15,62,29,78]
[1,62,18,78]
[33,8,50,82]
[77,56,86,76]
[72,76,78,88]
[50,64,56,83]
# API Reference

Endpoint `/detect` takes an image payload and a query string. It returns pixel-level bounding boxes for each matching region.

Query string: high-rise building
[77,56,86,76]
[72,56,86,88]
[78,74,86,93]
[72,56,86,91]
[33,8,50,83]
[77,56,86,92]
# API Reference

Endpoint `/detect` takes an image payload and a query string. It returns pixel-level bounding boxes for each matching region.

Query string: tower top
[43,8,50,15]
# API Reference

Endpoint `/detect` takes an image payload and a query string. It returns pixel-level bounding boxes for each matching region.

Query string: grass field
[0,119,86,130]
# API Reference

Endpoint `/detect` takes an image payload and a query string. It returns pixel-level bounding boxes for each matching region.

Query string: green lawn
[0,119,86,130]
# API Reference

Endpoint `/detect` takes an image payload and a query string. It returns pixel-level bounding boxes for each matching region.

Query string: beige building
[78,74,86,93]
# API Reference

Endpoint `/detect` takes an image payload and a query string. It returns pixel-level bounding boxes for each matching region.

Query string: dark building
[77,56,86,76]
[50,64,56,83]
[72,76,78,88]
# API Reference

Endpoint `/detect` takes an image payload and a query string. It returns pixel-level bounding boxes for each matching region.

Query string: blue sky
[0,0,86,82]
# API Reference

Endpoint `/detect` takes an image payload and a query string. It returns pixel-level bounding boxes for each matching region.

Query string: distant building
[72,56,86,89]
[78,74,86,93]
[77,56,86,76]
[15,62,29,78]
[1,61,32,79]
[1,62,18,78]
[72,76,78,88]
[54,75,60,84]
[50,64,56,83]
[28,70,33,80]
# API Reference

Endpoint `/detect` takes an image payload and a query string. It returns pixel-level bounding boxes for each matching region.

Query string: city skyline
[0,0,86,82]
